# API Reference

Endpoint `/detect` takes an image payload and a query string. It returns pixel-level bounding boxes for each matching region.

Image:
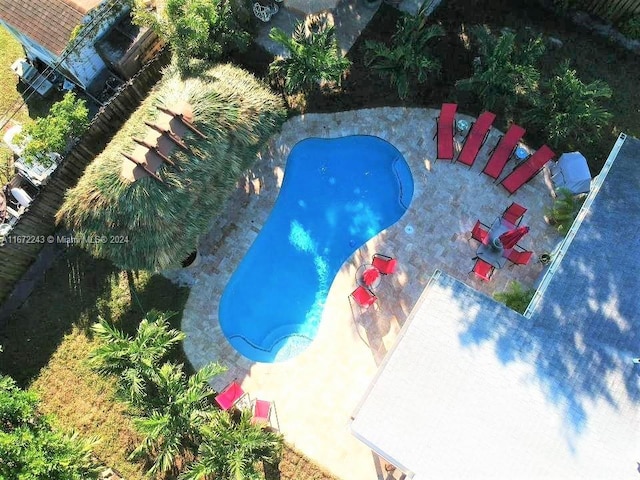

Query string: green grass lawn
[0,247,189,478]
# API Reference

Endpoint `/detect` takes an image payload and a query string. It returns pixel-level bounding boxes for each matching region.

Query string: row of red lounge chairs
[435,103,556,194]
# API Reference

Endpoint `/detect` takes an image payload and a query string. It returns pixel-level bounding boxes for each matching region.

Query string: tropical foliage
[0,375,100,479]
[130,362,226,476]
[181,409,283,480]
[18,92,89,166]
[619,15,640,40]
[130,0,250,71]
[545,187,585,235]
[525,62,612,150]
[88,308,284,477]
[364,8,444,99]
[456,26,545,112]
[493,282,535,314]
[89,310,185,406]
[269,22,351,94]
[57,64,286,271]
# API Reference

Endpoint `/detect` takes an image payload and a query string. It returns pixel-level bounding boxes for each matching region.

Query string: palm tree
[364,9,444,99]
[180,409,283,480]
[89,310,185,406]
[544,187,585,235]
[456,26,545,112]
[130,362,226,476]
[525,61,612,151]
[269,22,351,94]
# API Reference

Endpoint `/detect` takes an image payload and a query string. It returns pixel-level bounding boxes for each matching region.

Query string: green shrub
[364,7,444,100]
[0,375,101,479]
[18,91,89,166]
[131,0,251,72]
[493,282,535,314]
[525,61,612,151]
[456,26,544,113]
[545,187,585,235]
[619,15,640,40]
[269,22,351,95]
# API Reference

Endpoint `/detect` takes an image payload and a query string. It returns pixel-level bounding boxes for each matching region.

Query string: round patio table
[356,264,381,290]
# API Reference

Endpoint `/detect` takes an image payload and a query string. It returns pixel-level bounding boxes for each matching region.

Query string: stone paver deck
[178,108,562,480]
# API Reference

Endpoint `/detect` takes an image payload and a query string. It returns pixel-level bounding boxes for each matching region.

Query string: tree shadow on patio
[457,251,640,438]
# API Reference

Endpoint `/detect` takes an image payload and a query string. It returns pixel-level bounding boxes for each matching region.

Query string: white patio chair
[253,2,278,22]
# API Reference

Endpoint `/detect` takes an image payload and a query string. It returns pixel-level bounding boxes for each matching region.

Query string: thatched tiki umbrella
[57,64,286,271]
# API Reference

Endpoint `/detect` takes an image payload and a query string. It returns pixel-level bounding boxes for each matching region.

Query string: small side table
[456,119,470,137]
[513,146,529,163]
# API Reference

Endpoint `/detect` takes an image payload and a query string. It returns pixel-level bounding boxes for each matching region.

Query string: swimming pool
[219,136,413,362]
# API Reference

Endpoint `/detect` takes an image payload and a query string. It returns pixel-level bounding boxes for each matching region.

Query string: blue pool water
[219,136,414,362]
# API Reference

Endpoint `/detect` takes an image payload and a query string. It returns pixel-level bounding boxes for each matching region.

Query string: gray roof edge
[524,132,628,318]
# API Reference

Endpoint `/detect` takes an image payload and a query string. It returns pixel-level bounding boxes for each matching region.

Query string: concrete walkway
[176,107,561,480]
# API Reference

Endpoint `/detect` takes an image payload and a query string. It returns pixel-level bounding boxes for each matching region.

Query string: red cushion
[352,286,376,307]
[252,399,271,424]
[215,381,245,410]
[372,256,397,274]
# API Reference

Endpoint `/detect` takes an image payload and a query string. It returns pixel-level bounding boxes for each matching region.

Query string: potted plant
[544,187,584,235]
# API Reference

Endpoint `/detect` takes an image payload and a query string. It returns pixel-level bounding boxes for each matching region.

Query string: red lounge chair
[506,246,533,266]
[350,285,378,310]
[372,253,397,275]
[500,144,556,195]
[215,381,247,411]
[471,220,489,244]
[481,124,526,180]
[252,399,271,425]
[457,111,496,167]
[470,258,495,281]
[435,103,457,160]
[502,202,527,227]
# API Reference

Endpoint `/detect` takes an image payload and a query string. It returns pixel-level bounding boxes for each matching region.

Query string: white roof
[351,272,640,480]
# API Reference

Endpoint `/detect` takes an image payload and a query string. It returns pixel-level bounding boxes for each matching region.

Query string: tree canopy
[57,64,286,271]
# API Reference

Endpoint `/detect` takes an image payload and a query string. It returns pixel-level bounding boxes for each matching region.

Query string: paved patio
[177,107,562,480]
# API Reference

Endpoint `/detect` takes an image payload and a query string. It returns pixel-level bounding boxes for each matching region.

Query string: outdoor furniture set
[349,253,397,311]
[215,380,280,428]
[469,202,534,281]
[435,103,556,194]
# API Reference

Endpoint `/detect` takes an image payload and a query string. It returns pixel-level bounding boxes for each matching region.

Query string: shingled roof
[0,0,103,56]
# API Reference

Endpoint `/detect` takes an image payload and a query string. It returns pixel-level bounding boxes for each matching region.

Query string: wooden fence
[0,46,171,305]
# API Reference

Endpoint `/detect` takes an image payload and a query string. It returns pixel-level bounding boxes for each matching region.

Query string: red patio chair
[349,285,378,310]
[506,246,533,266]
[372,253,397,275]
[215,381,248,411]
[434,103,457,160]
[502,202,527,227]
[481,124,526,180]
[470,258,495,281]
[470,220,489,244]
[252,399,280,429]
[500,144,556,195]
[456,111,496,167]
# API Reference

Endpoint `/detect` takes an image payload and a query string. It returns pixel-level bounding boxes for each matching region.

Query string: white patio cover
[551,152,591,194]
[350,272,640,480]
